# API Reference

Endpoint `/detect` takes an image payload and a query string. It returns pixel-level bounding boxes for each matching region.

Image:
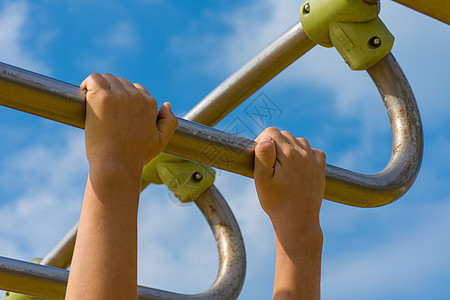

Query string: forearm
[273,227,323,300]
[66,163,142,300]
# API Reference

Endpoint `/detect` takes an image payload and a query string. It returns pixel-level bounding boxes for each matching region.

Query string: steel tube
[183,22,316,126]
[392,0,450,25]
[325,53,423,206]
[0,186,246,300]
[40,222,78,269]
[0,53,423,206]
[0,257,68,299]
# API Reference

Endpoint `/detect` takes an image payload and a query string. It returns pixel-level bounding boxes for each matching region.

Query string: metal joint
[300,0,394,70]
[142,153,216,203]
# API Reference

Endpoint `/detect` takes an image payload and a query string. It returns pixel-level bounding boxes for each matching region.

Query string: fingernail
[260,135,273,143]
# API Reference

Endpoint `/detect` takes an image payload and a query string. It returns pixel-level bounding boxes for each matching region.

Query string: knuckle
[297,137,311,148]
[315,149,326,161]
[148,96,158,108]
[128,88,142,100]
[116,89,128,100]
[284,145,298,158]
[265,127,279,135]
[88,73,102,80]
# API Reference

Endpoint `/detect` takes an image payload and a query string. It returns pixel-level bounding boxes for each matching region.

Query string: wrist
[88,157,145,180]
[274,222,323,259]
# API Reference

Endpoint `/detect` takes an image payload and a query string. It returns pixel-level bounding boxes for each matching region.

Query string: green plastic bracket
[141,154,216,203]
[300,0,394,70]
[4,259,46,300]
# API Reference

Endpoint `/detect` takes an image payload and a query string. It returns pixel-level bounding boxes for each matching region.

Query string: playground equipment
[0,0,447,298]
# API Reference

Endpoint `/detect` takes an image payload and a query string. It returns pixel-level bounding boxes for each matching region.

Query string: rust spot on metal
[392,144,401,156]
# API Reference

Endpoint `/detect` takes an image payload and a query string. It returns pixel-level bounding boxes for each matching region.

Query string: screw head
[193,172,203,181]
[303,3,310,14]
[370,36,382,48]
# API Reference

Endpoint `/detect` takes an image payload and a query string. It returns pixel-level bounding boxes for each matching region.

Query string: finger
[312,149,327,170]
[102,73,125,91]
[295,137,312,152]
[256,127,288,163]
[81,73,110,92]
[156,102,178,149]
[254,135,277,180]
[134,83,152,96]
[255,127,284,143]
[280,131,297,146]
[117,77,136,90]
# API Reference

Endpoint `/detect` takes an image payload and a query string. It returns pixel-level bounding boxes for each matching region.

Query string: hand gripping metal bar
[0,186,246,299]
[0,52,422,207]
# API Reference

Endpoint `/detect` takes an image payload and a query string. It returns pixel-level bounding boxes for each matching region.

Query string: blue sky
[0,0,449,299]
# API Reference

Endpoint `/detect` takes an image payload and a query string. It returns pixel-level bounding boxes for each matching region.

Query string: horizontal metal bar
[183,22,316,126]
[392,0,450,25]
[0,54,423,207]
[0,186,246,300]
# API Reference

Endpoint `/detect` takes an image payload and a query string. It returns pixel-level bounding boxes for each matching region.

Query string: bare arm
[65,74,178,300]
[254,127,326,300]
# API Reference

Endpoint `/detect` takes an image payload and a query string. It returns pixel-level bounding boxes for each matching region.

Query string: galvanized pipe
[0,53,423,207]
[0,186,246,300]
[0,54,423,207]
[325,53,423,207]
[40,222,78,269]
[392,0,450,25]
[183,22,316,126]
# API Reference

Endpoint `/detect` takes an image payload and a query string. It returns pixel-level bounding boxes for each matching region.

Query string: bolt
[193,172,203,181]
[370,36,382,48]
[303,3,310,14]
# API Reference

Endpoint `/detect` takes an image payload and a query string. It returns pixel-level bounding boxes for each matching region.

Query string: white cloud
[0,1,50,73]
[322,200,450,300]
[81,20,141,73]
[100,21,140,50]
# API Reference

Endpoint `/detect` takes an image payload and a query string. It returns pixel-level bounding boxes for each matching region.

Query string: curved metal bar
[0,186,246,300]
[183,22,316,126]
[325,53,423,207]
[138,185,246,300]
[0,52,423,206]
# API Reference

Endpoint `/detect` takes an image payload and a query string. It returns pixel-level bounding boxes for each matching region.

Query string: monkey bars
[0,0,432,298]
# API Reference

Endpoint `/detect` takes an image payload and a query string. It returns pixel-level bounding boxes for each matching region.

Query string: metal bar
[0,186,246,300]
[183,22,316,126]
[325,53,423,207]
[392,0,450,25]
[0,256,68,299]
[138,185,246,300]
[40,222,78,269]
[0,53,423,207]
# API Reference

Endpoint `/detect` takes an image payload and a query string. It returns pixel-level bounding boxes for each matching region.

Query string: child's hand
[81,73,178,174]
[254,127,326,248]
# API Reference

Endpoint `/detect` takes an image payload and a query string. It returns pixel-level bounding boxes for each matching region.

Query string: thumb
[157,102,178,150]
[254,135,276,180]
